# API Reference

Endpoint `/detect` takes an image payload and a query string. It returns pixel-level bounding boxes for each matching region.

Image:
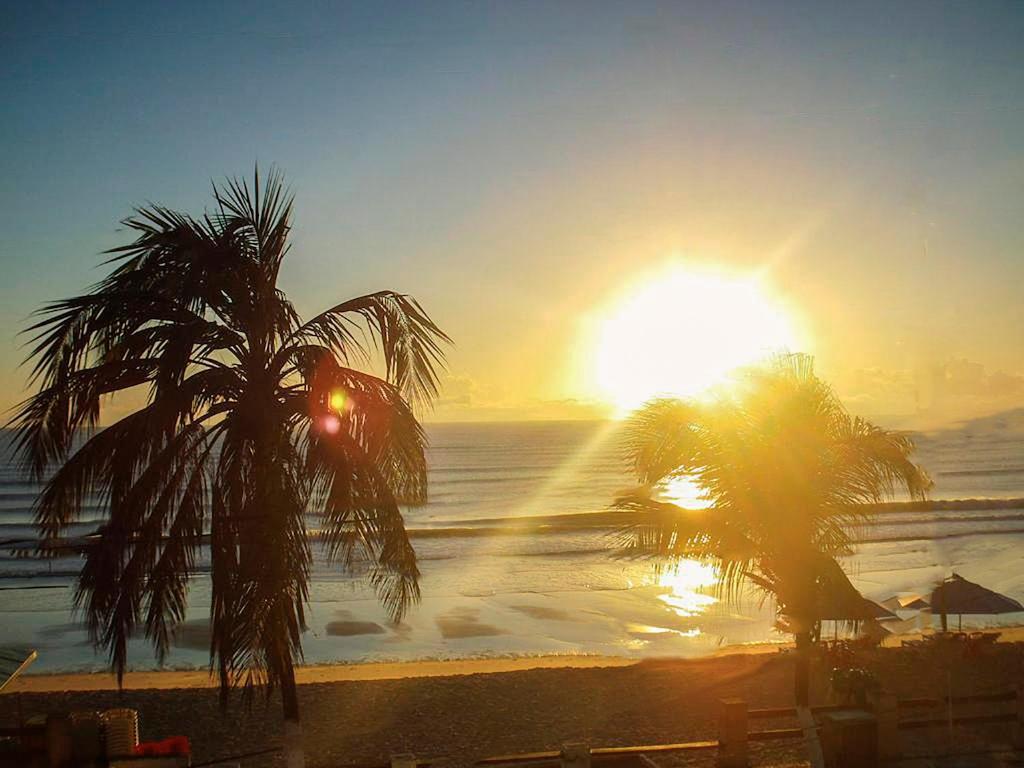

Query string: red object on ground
[134,736,191,756]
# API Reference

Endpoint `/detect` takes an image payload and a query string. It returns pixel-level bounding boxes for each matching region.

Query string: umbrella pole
[958,614,962,632]
[947,669,954,746]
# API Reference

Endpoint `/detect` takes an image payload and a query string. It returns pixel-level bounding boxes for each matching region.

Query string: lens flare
[321,414,341,435]
[329,390,347,412]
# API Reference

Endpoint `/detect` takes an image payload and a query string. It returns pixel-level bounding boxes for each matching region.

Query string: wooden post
[560,742,591,768]
[873,691,900,760]
[390,753,418,768]
[16,693,24,749]
[717,697,747,768]
[45,714,73,768]
[1015,683,1024,750]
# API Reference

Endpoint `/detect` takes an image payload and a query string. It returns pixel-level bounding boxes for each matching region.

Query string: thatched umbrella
[816,596,897,622]
[814,571,897,639]
[930,573,1024,632]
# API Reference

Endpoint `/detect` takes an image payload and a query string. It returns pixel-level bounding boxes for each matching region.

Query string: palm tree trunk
[794,630,812,706]
[280,657,305,768]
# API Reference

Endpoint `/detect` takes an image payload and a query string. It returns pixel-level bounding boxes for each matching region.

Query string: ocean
[2,415,1023,674]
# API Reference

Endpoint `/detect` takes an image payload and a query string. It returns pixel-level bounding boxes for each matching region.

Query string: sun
[589,263,802,412]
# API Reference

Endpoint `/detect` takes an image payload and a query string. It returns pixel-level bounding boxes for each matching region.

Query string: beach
[5,645,1023,767]
[4,7,1024,766]
[5,419,1024,676]
[4,420,1024,765]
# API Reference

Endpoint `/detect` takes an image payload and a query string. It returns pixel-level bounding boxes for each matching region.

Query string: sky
[1,1,1022,428]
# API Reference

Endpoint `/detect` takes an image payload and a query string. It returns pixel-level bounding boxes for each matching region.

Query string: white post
[796,706,824,768]
[946,670,954,749]
[874,691,900,760]
[560,742,591,768]
[284,720,305,768]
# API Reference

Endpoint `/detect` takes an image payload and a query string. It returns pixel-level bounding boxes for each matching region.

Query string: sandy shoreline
[8,654,638,693]
[9,640,799,693]
[14,625,1024,694]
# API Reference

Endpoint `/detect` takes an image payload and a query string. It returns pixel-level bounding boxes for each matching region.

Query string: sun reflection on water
[658,475,711,509]
[656,560,719,617]
[627,623,703,638]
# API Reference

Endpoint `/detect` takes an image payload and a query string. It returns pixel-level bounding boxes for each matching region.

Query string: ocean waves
[2,420,1024,584]
[937,467,1024,478]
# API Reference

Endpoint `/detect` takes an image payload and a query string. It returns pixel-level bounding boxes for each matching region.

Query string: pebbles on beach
[5,645,1022,767]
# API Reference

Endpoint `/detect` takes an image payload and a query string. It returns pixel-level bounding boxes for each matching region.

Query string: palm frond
[12,168,445,712]
[305,425,420,621]
[621,398,705,485]
[614,353,930,634]
[282,291,450,409]
[610,494,758,601]
[74,421,213,682]
[296,353,430,504]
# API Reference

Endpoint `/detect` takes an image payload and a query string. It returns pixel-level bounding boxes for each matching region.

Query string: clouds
[430,372,612,423]
[834,358,1024,430]
[430,359,1023,428]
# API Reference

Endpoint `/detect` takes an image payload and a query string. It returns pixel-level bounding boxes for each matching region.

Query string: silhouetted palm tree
[10,169,449,767]
[613,353,930,706]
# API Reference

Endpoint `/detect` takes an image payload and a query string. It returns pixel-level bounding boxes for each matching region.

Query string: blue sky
[2,1,1022,424]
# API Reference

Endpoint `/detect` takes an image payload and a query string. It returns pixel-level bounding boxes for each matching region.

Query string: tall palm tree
[613,354,930,705]
[9,169,449,767]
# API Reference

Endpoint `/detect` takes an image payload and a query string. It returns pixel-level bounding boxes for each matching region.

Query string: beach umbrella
[815,596,897,622]
[817,598,897,639]
[930,573,1024,632]
[0,646,37,693]
[812,567,897,639]
[813,569,897,622]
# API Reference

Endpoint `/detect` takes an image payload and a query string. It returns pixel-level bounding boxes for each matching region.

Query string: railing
[378,684,1024,768]
[24,687,1012,766]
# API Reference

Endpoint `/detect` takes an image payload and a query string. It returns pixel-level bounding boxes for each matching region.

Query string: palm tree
[9,169,449,767]
[613,353,930,706]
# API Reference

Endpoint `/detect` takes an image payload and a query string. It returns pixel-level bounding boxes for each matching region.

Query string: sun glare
[590,264,802,412]
[659,475,710,509]
[657,560,719,617]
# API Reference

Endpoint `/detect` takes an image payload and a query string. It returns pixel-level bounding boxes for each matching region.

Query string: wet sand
[11,624,1024,694]
[7,654,639,693]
